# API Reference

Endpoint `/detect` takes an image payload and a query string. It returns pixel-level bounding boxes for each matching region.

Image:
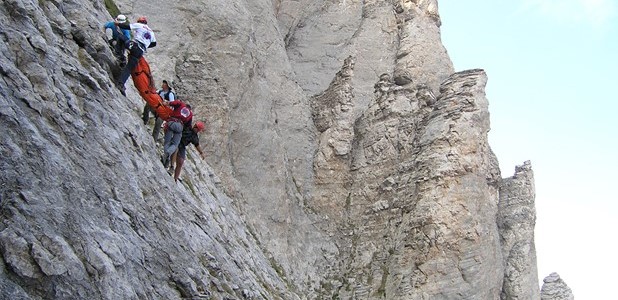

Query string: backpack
[178,106,193,125]
[169,101,193,125]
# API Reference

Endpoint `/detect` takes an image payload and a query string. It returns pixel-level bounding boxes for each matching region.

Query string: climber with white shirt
[114,16,157,95]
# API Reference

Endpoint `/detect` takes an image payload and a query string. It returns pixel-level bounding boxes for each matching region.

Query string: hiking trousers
[118,43,143,85]
[116,29,145,85]
[163,120,183,159]
[152,117,164,142]
[108,38,125,63]
[142,105,164,141]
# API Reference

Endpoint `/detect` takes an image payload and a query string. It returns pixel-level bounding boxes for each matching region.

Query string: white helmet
[115,14,127,23]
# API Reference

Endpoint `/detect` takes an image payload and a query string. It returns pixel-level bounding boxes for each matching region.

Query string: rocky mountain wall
[0,1,297,299]
[115,0,455,294]
[311,65,506,298]
[0,0,567,299]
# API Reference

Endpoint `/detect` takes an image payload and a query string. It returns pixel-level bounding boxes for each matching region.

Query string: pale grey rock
[0,230,42,279]
[311,56,356,134]
[311,55,357,231]
[116,0,337,295]
[310,68,505,299]
[499,161,541,300]
[367,69,502,299]
[30,234,87,278]
[283,0,396,104]
[1,0,551,299]
[541,273,574,300]
[393,1,452,93]
[0,0,300,299]
[281,0,454,118]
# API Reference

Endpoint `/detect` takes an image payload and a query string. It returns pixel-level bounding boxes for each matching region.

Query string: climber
[161,100,193,168]
[103,14,131,66]
[171,121,206,182]
[114,16,157,96]
[142,80,176,142]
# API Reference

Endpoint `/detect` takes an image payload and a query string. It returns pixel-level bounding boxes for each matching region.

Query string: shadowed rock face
[1,0,567,299]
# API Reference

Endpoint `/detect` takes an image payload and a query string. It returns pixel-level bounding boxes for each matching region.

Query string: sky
[439,0,618,298]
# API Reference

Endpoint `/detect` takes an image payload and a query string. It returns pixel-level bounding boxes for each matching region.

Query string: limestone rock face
[1,0,554,299]
[281,0,452,115]
[0,1,297,299]
[311,69,504,298]
[541,273,574,300]
[115,0,337,293]
[499,161,541,300]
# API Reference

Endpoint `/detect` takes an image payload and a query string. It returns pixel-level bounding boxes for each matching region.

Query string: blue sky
[440,0,618,298]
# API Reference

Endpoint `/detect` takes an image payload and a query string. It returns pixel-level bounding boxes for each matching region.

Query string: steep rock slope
[114,0,455,294]
[116,0,337,293]
[0,1,296,299]
[280,0,451,114]
[0,0,567,299]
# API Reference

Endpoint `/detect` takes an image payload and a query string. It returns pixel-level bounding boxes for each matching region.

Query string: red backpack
[169,101,193,125]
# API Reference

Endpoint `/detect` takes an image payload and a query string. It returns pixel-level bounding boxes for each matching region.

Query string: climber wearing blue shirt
[103,14,131,66]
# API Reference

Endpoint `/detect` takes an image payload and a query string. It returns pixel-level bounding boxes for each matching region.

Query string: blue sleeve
[104,22,114,30]
[122,29,131,40]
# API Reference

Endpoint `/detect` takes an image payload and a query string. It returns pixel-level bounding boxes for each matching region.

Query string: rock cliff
[0,0,569,299]
[0,1,295,299]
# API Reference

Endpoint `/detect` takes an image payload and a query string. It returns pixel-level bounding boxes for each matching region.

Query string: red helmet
[137,16,147,24]
[194,121,205,131]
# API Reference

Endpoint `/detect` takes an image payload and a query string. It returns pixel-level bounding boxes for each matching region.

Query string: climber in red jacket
[161,100,193,168]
